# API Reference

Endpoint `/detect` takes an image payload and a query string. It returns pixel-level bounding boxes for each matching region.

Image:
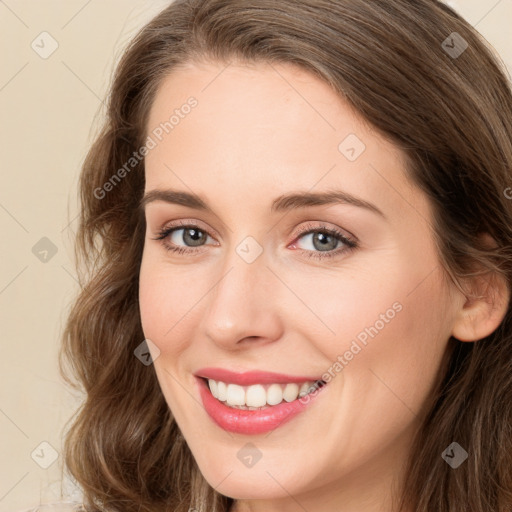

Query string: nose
[200,249,284,350]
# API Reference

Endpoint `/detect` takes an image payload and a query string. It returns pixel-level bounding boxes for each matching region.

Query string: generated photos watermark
[298,301,403,404]
[94,97,198,200]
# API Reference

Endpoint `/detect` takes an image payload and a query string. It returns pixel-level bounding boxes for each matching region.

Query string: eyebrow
[140,188,386,218]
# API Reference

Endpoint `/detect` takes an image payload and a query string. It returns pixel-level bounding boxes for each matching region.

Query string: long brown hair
[59,1,512,511]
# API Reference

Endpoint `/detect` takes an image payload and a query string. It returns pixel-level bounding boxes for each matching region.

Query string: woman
[56,0,512,511]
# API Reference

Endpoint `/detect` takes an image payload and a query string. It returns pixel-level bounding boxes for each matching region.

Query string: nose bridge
[200,242,282,347]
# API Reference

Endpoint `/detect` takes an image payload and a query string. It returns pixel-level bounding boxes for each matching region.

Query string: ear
[451,235,510,342]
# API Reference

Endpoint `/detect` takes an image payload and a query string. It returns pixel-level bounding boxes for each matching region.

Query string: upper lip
[194,367,324,386]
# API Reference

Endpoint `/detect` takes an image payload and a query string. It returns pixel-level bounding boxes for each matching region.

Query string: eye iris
[312,232,337,251]
[183,228,206,247]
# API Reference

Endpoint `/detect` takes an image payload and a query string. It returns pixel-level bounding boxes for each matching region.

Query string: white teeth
[266,383,284,405]
[208,379,218,399]
[205,378,324,408]
[217,381,227,401]
[226,383,245,406]
[246,384,267,407]
[298,382,312,398]
[283,383,299,402]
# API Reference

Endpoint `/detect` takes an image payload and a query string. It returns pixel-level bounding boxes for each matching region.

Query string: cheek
[138,251,203,355]
[138,253,204,422]
[328,264,453,430]
[280,254,409,362]
[291,253,452,391]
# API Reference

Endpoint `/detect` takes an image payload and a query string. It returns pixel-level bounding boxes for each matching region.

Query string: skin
[138,60,508,512]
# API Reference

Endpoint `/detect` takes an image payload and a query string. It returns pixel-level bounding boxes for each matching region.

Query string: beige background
[0,1,511,511]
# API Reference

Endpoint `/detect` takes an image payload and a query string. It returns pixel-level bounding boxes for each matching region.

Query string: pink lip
[194,367,323,385]
[195,372,327,435]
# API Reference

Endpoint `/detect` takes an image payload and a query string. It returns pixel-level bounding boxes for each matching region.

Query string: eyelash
[152,220,358,260]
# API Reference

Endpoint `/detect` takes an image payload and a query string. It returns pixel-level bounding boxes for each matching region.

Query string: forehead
[144,60,428,224]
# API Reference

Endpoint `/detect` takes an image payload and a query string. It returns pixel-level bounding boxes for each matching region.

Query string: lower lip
[196,377,326,435]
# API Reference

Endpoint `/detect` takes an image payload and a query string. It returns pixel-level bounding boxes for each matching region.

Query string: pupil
[313,232,336,251]
[185,228,206,246]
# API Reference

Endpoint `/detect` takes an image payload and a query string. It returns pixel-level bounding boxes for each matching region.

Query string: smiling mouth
[196,371,329,434]
[200,377,327,410]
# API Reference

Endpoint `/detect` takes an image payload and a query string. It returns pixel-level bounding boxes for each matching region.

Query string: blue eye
[167,227,211,247]
[154,223,214,255]
[153,221,358,260]
[291,223,358,260]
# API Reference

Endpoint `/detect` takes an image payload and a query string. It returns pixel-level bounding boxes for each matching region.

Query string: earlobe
[451,268,510,343]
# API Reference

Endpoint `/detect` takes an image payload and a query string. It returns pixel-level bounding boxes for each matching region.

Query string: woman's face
[139,60,464,509]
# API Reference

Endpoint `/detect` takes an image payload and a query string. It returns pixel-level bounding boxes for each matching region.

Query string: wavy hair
[59,1,512,511]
